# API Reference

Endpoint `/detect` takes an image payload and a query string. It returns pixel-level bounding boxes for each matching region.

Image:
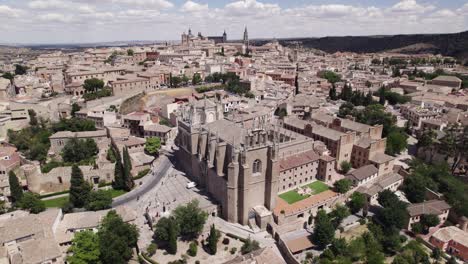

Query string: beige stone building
[49,130,108,157]
[176,99,338,226]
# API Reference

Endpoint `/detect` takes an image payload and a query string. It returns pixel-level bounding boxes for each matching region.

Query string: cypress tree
[329,84,337,100]
[112,146,125,190]
[168,220,178,254]
[8,171,23,203]
[69,164,91,208]
[379,87,386,105]
[122,147,134,191]
[364,91,374,106]
[207,224,219,255]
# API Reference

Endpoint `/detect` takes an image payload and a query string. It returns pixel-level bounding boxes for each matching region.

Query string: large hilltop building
[181,28,228,46]
[175,98,338,226]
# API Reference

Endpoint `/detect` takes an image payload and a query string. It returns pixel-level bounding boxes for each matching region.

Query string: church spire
[243,26,249,54]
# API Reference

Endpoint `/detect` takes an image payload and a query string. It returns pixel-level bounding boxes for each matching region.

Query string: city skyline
[0,0,466,44]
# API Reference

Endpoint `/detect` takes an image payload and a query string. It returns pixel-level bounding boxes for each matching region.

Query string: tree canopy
[333,179,352,194]
[18,192,45,214]
[83,78,105,93]
[172,200,208,239]
[69,165,92,208]
[9,171,23,203]
[98,210,139,264]
[62,138,98,163]
[312,210,335,249]
[67,230,101,264]
[145,137,161,156]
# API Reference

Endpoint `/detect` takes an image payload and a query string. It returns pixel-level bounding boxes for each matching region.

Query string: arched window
[253,159,262,174]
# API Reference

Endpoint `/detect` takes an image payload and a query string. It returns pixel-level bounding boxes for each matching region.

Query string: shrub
[241,238,260,255]
[230,247,237,255]
[147,243,157,256]
[187,242,197,257]
[222,237,230,245]
[358,218,366,225]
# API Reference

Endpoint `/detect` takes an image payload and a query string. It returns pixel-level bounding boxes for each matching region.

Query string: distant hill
[252,31,468,63]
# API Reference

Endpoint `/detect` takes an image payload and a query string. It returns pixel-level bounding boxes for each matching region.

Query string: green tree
[330,204,350,228]
[67,230,101,264]
[168,218,178,254]
[173,200,208,239]
[98,210,139,264]
[420,214,440,232]
[83,78,105,93]
[112,147,126,190]
[62,138,98,163]
[378,87,386,105]
[347,237,366,261]
[8,171,23,203]
[171,76,182,87]
[386,129,408,156]
[320,71,342,84]
[411,223,423,234]
[432,247,442,261]
[192,73,202,85]
[28,109,38,127]
[187,241,197,256]
[71,103,81,118]
[69,164,91,208]
[240,237,260,255]
[154,216,179,243]
[376,201,408,230]
[18,192,45,214]
[207,224,220,255]
[340,83,353,101]
[122,147,134,191]
[448,256,458,264]
[330,238,349,257]
[418,129,437,148]
[145,137,161,156]
[312,210,335,249]
[364,91,374,106]
[377,190,400,208]
[1,72,14,80]
[334,179,352,194]
[85,190,112,211]
[348,192,366,214]
[127,49,134,56]
[329,84,337,100]
[15,64,28,75]
[340,161,352,174]
[182,75,190,85]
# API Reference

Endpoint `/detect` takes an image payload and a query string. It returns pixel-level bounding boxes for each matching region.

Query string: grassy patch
[42,189,127,208]
[279,181,330,204]
[43,196,69,208]
[106,189,127,198]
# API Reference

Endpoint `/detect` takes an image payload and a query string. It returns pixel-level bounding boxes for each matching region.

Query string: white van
[186,182,196,189]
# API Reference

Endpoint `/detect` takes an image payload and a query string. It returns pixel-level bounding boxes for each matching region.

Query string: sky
[0,0,467,44]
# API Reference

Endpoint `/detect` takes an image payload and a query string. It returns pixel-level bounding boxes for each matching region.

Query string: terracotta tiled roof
[279,150,319,171]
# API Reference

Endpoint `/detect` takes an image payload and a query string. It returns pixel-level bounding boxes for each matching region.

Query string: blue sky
[0,0,467,44]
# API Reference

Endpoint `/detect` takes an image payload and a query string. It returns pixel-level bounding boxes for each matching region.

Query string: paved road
[112,156,172,207]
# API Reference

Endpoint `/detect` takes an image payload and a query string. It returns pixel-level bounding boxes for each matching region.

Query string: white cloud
[0,5,23,17]
[0,0,466,44]
[390,0,435,13]
[28,0,68,9]
[225,0,280,16]
[431,9,456,18]
[111,0,174,9]
[38,13,73,23]
[285,4,380,19]
[181,1,208,13]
